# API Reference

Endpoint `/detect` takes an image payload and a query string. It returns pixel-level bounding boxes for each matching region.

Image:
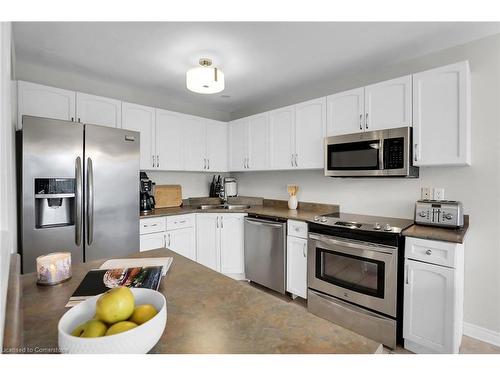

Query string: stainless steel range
[307,213,413,348]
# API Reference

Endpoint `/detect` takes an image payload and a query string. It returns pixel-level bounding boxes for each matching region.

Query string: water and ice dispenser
[34,178,75,228]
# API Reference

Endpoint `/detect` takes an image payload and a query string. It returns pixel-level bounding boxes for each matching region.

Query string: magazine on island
[66,266,164,307]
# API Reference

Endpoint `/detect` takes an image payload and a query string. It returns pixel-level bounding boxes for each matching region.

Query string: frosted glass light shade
[186,66,225,94]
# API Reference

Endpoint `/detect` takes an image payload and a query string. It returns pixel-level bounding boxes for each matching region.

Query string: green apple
[105,321,138,336]
[95,287,135,324]
[129,304,158,325]
[71,319,107,338]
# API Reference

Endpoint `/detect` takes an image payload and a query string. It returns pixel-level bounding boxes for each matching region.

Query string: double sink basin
[197,204,251,210]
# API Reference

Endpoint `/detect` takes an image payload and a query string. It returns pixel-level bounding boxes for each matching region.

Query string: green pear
[71,319,107,338]
[105,321,138,336]
[95,287,135,324]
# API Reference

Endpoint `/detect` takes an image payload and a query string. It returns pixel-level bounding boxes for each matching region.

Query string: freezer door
[84,124,140,261]
[20,116,84,273]
[244,217,286,294]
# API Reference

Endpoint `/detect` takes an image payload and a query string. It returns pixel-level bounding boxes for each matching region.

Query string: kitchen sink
[197,204,251,210]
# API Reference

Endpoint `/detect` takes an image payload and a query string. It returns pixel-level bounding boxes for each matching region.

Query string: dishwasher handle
[244,217,286,228]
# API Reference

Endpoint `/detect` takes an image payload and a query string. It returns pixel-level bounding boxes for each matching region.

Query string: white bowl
[58,288,167,354]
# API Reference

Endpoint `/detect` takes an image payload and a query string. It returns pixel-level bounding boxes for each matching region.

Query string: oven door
[308,233,398,317]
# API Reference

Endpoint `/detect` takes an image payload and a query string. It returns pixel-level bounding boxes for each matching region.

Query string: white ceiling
[13,22,500,114]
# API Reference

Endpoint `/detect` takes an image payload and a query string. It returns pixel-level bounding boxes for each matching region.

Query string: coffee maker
[140,172,155,213]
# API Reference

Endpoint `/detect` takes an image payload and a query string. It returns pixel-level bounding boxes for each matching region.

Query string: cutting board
[154,185,183,208]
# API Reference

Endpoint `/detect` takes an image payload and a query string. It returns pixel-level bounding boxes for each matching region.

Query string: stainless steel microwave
[324,127,419,177]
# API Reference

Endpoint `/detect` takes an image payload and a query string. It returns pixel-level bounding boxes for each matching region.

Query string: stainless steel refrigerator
[18,115,140,273]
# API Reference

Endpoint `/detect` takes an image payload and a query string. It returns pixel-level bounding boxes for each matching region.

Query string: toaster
[414,200,464,228]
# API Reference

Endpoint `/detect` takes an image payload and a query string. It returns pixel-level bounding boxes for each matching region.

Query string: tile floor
[245,281,500,354]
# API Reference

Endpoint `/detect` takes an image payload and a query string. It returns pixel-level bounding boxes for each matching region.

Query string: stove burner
[334,221,362,229]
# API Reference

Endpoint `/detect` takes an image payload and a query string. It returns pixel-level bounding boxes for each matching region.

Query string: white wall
[0,21,15,353]
[233,34,500,336]
[146,171,229,199]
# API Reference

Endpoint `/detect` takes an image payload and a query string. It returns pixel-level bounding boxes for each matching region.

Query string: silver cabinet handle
[295,153,298,167]
[302,243,307,258]
[157,155,160,168]
[152,155,155,168]
[221,215,224,229]
[143,223,158,227]
[414,143,418,162]
[426,249,432,255]
[207,158,210,170]
[291,154,294,167]
[75,156,82,246]
[167,233,171,247]
[216,216,219,228]
[86,157,94,246]
[365,113,369,129]
[359,114,363,130]
[405,264,409,284]
[204,158,207,170]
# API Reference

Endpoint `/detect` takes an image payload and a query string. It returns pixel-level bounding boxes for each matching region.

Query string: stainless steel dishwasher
[244,215,287,294]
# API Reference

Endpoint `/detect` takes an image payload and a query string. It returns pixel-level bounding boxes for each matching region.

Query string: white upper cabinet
[206,120,228,172]
[269,105,295,169]
[247,113,270,170]
[183,115,207,171]
[155,109,185,171]
[18,81,76,128]
[229,118,248,171]
[295,97,327,169]
[121,102,156,170]
[327,88,364,136]
[75,92,121,128]
[364,75,412,131]
[413,61,471,166]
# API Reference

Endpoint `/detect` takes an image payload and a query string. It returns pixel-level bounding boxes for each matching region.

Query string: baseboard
[463,322,500,347]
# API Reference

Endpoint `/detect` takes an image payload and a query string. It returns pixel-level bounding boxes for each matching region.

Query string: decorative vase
[288,195,298,210]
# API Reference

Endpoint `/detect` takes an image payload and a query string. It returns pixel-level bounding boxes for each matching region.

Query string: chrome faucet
[219,182,228,206]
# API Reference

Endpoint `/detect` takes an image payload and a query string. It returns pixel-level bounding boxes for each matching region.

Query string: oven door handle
[308,233,397,255]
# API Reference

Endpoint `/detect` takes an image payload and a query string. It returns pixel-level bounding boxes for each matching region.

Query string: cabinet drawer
[140,217,166,234]
[405,237,460,268]
[166,214,194,230]
[287,220,308,239]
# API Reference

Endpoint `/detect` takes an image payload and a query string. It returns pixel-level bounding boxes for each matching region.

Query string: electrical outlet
[433,187,445,201]
[421,187,431,200]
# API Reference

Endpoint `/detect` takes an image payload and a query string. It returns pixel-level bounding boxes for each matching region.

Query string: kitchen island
[20,249,382,354]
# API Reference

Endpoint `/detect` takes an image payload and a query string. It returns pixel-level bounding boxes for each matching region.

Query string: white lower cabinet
[196,213,246,279]
[166,227,196,261]
[140,232,166,252]
[286,220,308,299]
[403,237,464,354]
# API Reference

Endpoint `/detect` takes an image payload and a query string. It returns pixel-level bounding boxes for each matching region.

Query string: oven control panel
[415,200,464,228]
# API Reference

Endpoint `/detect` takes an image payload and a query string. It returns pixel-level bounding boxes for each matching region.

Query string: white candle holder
[36,252,72,286]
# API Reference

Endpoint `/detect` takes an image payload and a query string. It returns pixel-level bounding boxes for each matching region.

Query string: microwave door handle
[379,139,384,170]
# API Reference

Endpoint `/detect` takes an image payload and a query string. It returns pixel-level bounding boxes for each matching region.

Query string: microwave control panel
[383,137,404,169]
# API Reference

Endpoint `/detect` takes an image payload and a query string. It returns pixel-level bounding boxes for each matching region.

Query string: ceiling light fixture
[186,58,225,94]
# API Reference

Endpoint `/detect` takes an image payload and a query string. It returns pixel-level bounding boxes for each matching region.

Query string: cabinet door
[403,259,456,353]
[364,75,412,131]
[413,61,471,166]
[286,236,308,299]
[195,214,220,272]
[18,81,75,127]
[219,215,245,276]
[183,115,207,171]
[247,113,269,170]
[76,92,121,128]
[228,118,248,171]
[206,120,228,172]
[140,232,165,252]
[326,88,364,136]
[155,109,184,171]
[295,97,326,169]
[121,102,156,170]
[167,227,196,261]
[269,105,295,169]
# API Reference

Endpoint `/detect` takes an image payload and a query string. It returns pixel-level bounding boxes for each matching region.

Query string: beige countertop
[20,249,382,354]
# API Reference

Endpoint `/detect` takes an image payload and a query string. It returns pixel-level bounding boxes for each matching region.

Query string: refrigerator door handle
[86,157,94,245]
[75,156,82,246]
